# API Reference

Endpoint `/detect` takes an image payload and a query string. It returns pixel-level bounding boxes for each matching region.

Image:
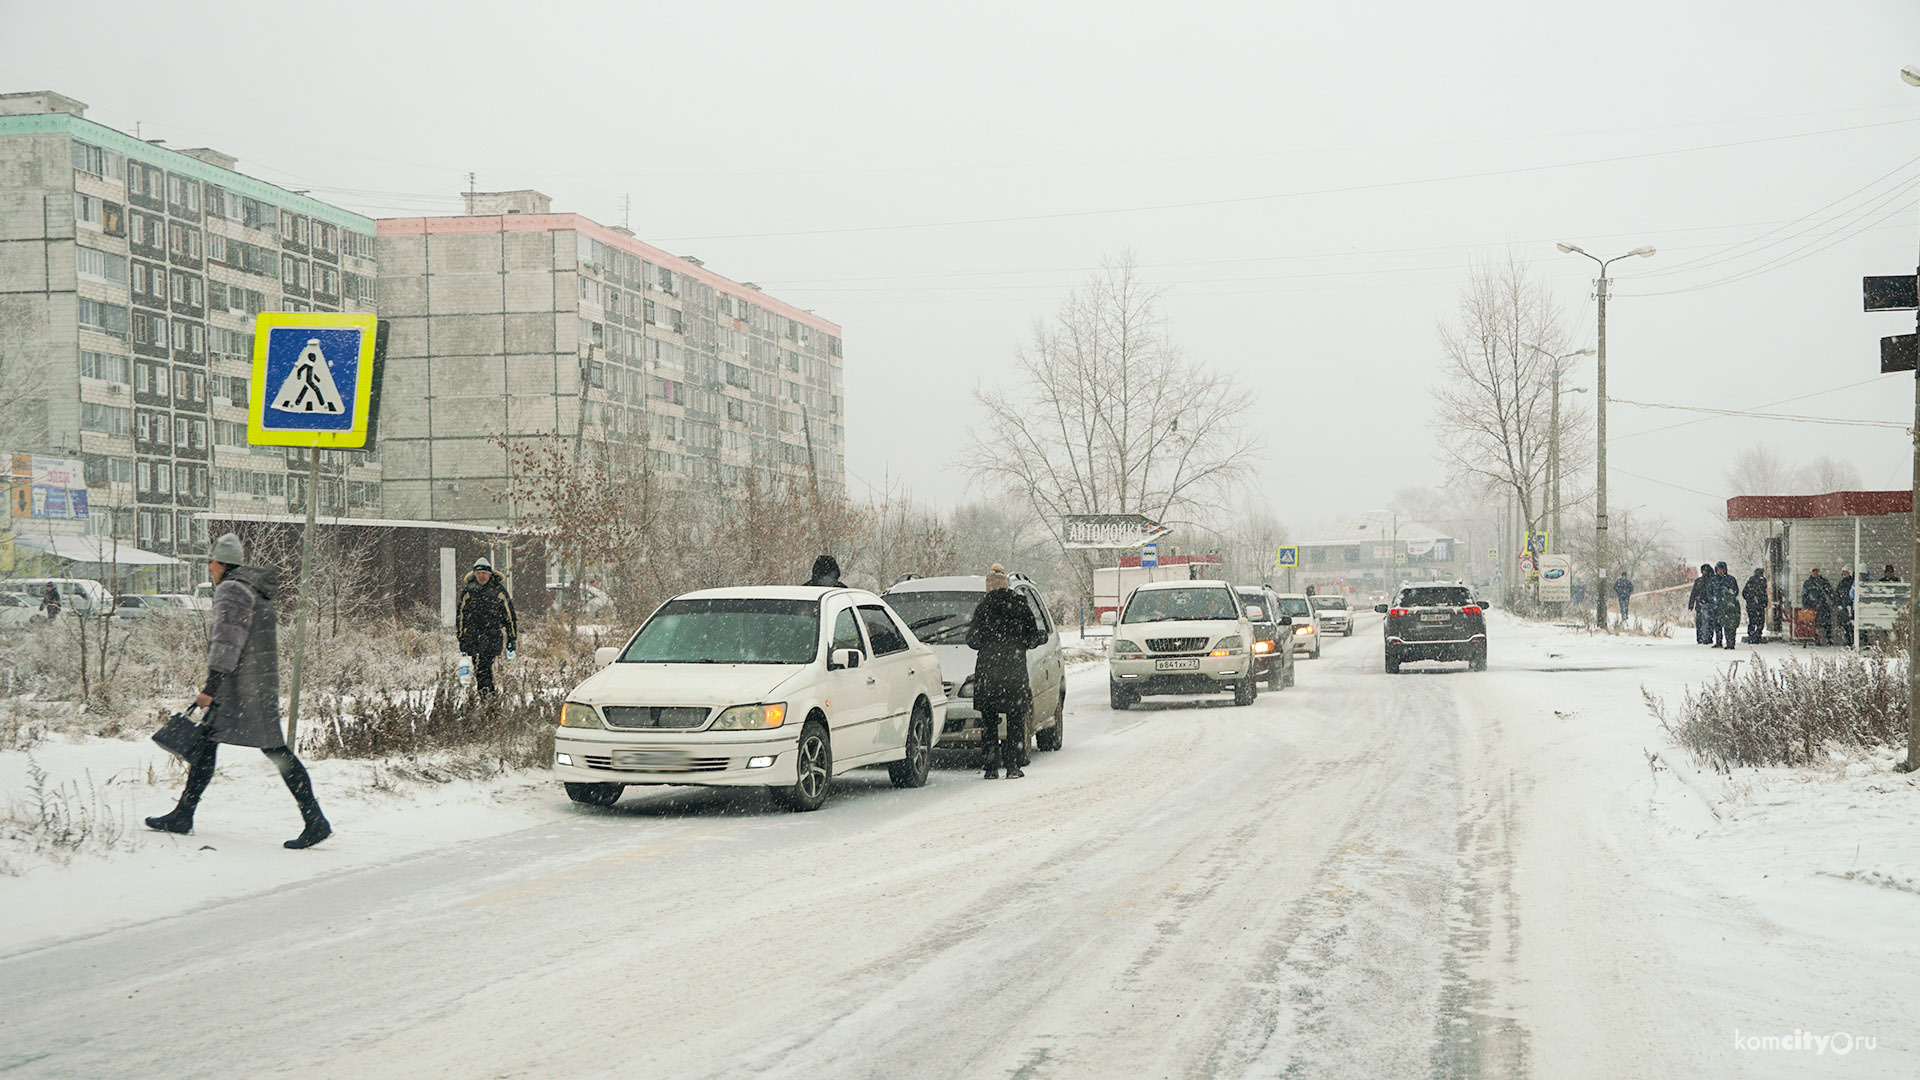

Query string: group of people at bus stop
[1685,560,1902,648]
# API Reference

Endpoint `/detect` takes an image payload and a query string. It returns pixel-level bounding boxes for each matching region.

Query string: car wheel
[888,705,933,788]
[1233,675,1257,706]
[1344,626,1354,637]
[1311,644,1322,660]
[1036,690,1065,751]
[1470,645,1488,672]
[563,782,623,808]
[1385,648,1402,675]
[1284,659,1296,688]
[772,720,832,811]
[1109,681,1134,711]
[1265,657,1282,690]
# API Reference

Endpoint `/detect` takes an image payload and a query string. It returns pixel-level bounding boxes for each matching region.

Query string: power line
[1610,376,1893,442]
[652,117,1920,242]
[1609,396,1909,430]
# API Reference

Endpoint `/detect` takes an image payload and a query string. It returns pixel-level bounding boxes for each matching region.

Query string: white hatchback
[553,586,949,811]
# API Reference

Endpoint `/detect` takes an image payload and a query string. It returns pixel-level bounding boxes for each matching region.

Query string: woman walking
[146,532,331,849]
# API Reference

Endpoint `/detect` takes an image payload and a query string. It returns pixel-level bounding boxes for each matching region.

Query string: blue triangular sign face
[270,338,346,414]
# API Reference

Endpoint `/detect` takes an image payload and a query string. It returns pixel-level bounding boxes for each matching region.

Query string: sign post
[247,312,382,747]
[1140,542,1159,569]
[1860,259,1920,770]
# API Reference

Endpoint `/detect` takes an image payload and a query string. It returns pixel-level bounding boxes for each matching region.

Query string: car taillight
[1461,605,1481,615]
[1389,608,1410,618]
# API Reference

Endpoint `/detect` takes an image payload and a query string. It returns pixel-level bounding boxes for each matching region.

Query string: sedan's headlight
[1295,625,1315,635]
[711,702,787,730]
[1111,639,1144,657]
[559,701,601,729]
[1214,636,1244,651]
[957,678,974,699]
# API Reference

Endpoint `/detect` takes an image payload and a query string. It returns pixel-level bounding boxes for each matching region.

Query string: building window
[71,141,126,180]
[165,174,201,214]
[80,402,131,436]
[78,298,131,338]
[80,350,131,383]
[132,310,166,349]
[168,222,202,261]
[75,245,129,286]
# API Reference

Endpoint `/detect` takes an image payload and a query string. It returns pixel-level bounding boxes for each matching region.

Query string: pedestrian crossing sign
[248,313,380,448]
[1276,545,1298,568]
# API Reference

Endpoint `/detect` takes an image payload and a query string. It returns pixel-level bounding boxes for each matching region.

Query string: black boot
[267,747,332,849]
[1004,761,1025,779]
[145,806,195,834]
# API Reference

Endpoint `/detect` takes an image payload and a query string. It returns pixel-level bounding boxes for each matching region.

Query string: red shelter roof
[1725,490,1912,521]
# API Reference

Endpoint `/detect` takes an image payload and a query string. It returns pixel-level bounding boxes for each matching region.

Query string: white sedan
[553,586,948,811]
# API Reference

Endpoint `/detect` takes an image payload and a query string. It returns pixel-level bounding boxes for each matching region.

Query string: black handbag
[152,705,211,761]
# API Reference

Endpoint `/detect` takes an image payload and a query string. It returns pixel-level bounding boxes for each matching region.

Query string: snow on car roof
[883,575,986,592]
[673,585,876,602]
[1135,578,1230,590]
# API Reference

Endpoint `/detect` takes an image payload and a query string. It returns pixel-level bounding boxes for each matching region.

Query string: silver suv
[880,575,1067,756]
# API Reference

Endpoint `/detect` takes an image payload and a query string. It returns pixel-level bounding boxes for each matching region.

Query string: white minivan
[553,586,949,811]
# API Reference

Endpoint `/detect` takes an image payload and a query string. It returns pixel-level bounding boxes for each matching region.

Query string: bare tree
[1431,255,1582,577]
[964,252,1261,600]
[1795,456,1863,493]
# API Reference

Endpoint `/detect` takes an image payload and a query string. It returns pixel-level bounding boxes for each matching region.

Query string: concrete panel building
[0,91,380,558]
[376,192,845,526]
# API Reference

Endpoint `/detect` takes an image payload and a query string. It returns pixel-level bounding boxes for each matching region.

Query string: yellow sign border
[247,312,378,448]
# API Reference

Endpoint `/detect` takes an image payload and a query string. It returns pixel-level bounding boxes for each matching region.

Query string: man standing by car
[146,532,330,849]
[1613,572,1633,622]
[1742,567,1769,644]
[967,564,1044,780]
[39,582,60,622]
[457,557,518,695]
[806,555,843,588]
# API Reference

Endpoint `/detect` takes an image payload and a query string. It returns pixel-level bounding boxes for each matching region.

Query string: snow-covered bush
[1650,653,1909,770]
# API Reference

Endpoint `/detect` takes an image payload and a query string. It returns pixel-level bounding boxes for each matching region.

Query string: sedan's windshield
[882,591,984,644]
[1276,597,1312,617]
[620,598,821,664]
[1122,587,1239,623]
[1309,596,1348,610]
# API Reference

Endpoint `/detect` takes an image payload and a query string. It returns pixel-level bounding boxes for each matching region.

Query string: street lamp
[1523,343,1596,554]
[1556,242,1655,627]
[1900,66,1920,772]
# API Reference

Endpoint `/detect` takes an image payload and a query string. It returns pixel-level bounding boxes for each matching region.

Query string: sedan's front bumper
[552,729,801,787]
[1110,653,1248,695]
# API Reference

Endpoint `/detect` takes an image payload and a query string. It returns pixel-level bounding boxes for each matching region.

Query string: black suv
[1375,583,1487,673]
[1234,585,1296,690]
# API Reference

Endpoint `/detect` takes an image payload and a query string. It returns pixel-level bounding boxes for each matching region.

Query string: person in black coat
[1742,568,1768,644]
[39,582,60,621]
[456,558,518,694]
[1686,564,1715,644]
[1613,573,1634,621]
[1837,570,1856,646]
[966,564,1044,780]
[1801,568,1836,645]
[806,555,843,588]
[1711,562,1741,649]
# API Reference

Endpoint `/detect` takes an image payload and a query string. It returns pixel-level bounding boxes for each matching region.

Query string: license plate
[1421,613,1451,623]
[1155,658,1200,671]
[611,748,690,769]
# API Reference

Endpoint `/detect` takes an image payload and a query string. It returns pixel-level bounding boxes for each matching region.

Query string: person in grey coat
[146,532,331,849]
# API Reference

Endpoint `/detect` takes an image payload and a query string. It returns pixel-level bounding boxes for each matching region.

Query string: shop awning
[10,533,185,567]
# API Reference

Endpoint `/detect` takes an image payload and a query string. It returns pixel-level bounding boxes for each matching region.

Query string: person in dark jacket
[1742,568,1768,644]
[1613,573,1633,621]
[1714,562,1742,646]
[146,532,330,849]
[39,582,60,621]
[805,555,843,588]
[966,564,1044,780]
[1686,564,1715,644]
[1882,564,1901,583]
[1837,569,1856,646]
[1801,568,1836,645]
[456,558,518,694]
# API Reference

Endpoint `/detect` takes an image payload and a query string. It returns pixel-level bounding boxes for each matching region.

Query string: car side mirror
[1246,606,1264,621]
[1099,611,1117,626]
[594,646,619,667]
[1276,615,1292,626]
[831,648,864,670]
[1375,604,1389,613]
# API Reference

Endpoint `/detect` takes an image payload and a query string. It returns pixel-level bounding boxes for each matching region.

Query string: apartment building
[0,91,379,557]
[376,191,845,526]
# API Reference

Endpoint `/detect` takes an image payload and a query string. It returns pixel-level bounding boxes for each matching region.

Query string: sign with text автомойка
[248,313,381,449]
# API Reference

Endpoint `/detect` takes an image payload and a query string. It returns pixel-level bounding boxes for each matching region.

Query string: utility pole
[1876,63,1919,771]
[1557,243,1655,627]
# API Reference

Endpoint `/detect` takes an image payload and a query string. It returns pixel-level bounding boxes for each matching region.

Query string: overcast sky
[7,0,1918,556]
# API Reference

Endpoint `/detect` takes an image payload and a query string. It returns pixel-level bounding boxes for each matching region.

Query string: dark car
[1234,585,1296,691]
[1375,583,1487,673]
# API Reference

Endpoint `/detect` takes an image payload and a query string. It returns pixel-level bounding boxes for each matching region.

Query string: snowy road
[2,613,1913,1078]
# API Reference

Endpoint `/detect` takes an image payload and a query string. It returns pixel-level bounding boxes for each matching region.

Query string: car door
[1019,587,1062,723]
[823,603,885,764]
[856,604,918,760]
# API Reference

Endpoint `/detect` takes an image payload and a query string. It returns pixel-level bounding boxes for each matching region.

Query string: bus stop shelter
[1725,490,1911,643]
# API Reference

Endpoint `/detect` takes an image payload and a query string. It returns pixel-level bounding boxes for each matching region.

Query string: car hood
[569,661,810,707]
[1112,618,1241,644]
[929,643,975,683]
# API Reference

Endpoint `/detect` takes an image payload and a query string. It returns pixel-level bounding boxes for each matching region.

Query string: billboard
[6,453,88,522]
[1061,514,1172,550]
[1538,555,1573,602]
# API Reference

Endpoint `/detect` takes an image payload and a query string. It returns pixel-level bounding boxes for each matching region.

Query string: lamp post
[1899,65,1920,772]
[1556,242,1655,627]
[1524,343,1595,551]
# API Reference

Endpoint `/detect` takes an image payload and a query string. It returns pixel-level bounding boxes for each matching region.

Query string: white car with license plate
[1273,593,1321,658]
[553,586,948,811]
[1308,594,1354,636]
[1107,579,1260,709]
